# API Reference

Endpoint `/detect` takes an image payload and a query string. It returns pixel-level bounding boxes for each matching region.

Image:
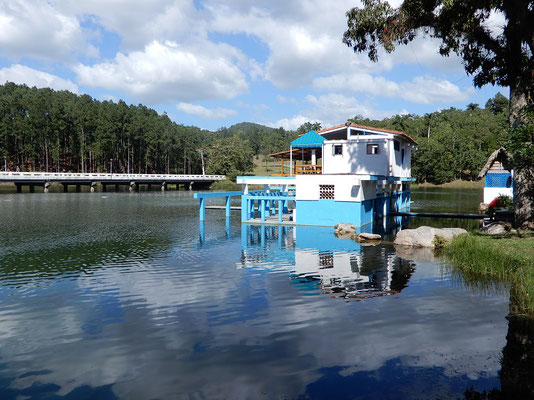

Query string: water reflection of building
[240,225,415,300]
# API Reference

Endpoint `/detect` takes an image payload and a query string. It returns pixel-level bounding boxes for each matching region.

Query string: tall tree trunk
[509,80,534,230]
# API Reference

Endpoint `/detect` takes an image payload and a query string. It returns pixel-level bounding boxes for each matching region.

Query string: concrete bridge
[0,171,225,192]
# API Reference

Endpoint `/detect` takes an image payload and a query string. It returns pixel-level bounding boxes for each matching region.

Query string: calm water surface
[0,188,522,399]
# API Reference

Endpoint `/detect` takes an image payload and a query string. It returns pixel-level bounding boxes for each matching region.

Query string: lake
[0,187,530,399]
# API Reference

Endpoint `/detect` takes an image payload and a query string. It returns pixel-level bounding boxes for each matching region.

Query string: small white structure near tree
[478,147,513,204]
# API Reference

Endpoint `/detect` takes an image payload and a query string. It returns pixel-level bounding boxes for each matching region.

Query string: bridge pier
[102,184,107,192]
[76,184,81,193]
[129,181,138,192]
[90,182,97,192]
[44,182,51,193]
[62,183,68,192]
[115,184,120,192]
[29,185,35,193]
[15,183,22,193]
[161,182,166,191]
[147,184,152,191]
[189,182,193,191]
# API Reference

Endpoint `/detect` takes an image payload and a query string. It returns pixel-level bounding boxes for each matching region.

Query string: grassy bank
[413,179,484,189]
[445,234,534,315]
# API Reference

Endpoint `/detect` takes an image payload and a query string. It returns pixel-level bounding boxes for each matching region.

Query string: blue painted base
[296,191,411,231]
[296,199,375,229]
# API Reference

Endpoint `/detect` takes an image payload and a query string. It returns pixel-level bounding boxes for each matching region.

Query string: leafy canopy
[343,0,534,90]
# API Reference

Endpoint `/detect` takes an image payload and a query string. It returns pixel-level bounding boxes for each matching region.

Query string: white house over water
[236,123,417,231]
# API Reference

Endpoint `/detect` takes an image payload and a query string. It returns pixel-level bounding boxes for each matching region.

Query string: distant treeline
[0,83,297,178]
[0,82,509,183]
[0,82,213,174]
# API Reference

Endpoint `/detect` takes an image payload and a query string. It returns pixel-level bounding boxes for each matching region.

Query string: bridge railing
[0,171,225,181]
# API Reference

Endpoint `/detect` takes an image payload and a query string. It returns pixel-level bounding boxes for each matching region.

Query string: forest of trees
[0,82,509,184]
[0,83,296,178]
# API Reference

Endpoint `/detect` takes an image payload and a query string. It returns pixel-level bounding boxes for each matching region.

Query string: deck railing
[295,164,322,175]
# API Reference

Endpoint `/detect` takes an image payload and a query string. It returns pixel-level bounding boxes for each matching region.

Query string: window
[367,144,379,154]
[401,149,405,166]
[333,145,343,155]
[394,141,400,151]
[319,184,335,199]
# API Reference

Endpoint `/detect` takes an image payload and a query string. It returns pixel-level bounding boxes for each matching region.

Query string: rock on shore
[334,223,382,242]
[394,226,467,248]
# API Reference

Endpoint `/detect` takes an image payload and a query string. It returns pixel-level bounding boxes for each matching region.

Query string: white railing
[0,171,225,181]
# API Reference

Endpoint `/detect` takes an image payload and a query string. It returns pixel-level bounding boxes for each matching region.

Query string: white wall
[323,138,390,176]
[323,135,413,177]
[296,175,377,202]
[484,187,513,204]
[390,140,412,178]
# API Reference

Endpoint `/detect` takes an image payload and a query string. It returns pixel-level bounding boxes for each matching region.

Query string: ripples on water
[0,190,512,399]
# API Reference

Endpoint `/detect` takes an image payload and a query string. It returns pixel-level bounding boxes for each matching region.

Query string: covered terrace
[269,130,325,176]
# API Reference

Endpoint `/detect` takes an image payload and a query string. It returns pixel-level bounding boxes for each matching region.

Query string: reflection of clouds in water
[0,238,509,399]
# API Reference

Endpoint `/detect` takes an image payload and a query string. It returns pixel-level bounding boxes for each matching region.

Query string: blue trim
[237,176,296,180]
[485,172,512,188]
[194,191,241,198]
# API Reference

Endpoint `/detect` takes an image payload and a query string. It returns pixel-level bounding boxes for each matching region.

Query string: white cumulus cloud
[75,40,248,103]
[0,0,97,61]
[177,103,237,119]
[0,64,79,93]
[313,73,471,104]
[268,93,406,130]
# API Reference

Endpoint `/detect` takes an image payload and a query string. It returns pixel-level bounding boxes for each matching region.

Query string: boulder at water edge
[480,221,511,235]
[357,232,382,241]
[334,223,357,237]
[393,226,467,248]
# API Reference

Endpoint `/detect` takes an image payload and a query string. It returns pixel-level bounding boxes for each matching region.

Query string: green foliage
[205,137,254,181]
[485,93,509,116]
[0,82,210,174]
[496,195,514,210]
[296,121,322,135]
[343,1,534,90]
[433,235,448,249]
[445,234,534,316]
[210,180,241,191]
[506,106,534,169]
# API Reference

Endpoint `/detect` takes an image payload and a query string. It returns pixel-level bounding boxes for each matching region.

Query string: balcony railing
[295,164,322,175]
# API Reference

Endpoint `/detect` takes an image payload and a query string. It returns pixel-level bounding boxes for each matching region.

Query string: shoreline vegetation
[412,179,484,189]
[445,233,534,316]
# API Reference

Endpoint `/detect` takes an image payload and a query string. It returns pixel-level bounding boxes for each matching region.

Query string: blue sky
[0,0,506,131]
